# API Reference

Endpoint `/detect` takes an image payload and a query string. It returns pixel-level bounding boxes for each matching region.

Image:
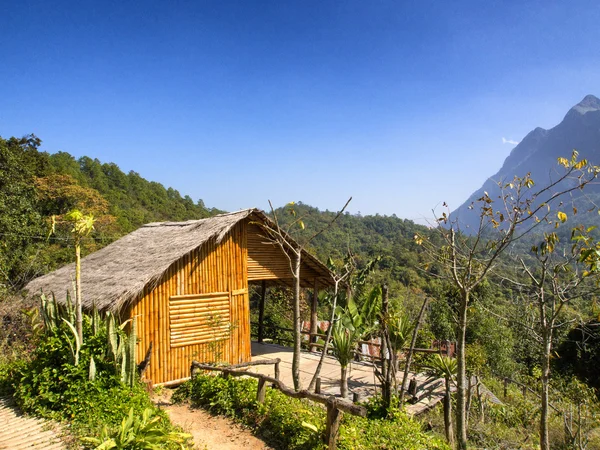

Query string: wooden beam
[258,280,266,343]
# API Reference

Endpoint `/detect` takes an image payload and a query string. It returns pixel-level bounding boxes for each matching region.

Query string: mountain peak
[571,94,600,115]
[451,95,600,233]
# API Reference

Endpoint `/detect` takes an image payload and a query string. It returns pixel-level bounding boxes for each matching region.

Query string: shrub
[12,314,185,448]
[176,374,449,450]
[82,407,191,450]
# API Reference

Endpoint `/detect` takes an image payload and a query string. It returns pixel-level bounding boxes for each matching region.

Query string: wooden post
[504,378,508,399]
[380,284,391,407]
[315,377,321,394]
[309,278,319,352]
[324,397,342,450]
[522,385,527,398]
[257,378,267,403]
[258,280,266,343]
[353,392,360,403]
[275,361,280,381]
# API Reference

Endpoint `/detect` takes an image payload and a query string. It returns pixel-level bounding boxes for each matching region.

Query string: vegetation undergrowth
[173,373,450,450]
[1,309,190,449]
[421,374,600,449]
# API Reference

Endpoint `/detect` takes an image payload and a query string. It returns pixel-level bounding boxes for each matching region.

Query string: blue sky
[2,1,600,223]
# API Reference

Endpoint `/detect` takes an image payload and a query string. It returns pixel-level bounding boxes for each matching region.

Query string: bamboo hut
[25,209,335,385]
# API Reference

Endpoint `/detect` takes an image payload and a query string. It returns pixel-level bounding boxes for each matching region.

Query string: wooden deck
[249,342,448,415]
[0,397,65,450]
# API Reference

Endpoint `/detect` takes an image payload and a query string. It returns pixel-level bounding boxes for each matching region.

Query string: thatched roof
[24,208,334,313]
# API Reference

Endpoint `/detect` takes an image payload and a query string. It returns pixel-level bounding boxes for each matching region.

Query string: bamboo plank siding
[125,217,333,386]
[169,292,231,348]
[247,224,320,283]
[129,222,250,385]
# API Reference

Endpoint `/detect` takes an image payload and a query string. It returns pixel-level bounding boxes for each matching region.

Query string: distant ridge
[450,95,600,232]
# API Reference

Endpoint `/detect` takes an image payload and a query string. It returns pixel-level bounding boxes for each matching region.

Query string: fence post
[274,361,280,381]
[353,392,360,403]
[504,378,508,399]
[324,397,342,450]
[315,377,321,394]
[522,385,527,398]
[257,377,267,403]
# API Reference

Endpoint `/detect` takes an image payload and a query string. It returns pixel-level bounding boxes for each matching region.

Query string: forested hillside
[3,133,600,447]
[0,135,220,291]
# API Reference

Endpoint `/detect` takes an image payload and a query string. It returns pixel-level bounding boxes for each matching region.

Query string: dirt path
[153,391,272,450]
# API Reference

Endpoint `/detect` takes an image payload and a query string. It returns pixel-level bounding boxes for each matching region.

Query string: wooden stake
[325,397,342,450]
[257,378,267,403]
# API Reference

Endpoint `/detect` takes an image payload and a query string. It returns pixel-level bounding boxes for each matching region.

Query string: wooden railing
[190,359,366,450]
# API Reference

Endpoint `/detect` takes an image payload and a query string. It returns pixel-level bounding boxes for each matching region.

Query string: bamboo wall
[129,222,250,385]
[247,224,320,284]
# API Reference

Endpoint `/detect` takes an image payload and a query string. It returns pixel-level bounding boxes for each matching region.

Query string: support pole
[258,280,266,343]
[310,278,319,352]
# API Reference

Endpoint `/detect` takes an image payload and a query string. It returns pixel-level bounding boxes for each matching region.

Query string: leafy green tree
[555,319,600,392]
[0,135,49,290]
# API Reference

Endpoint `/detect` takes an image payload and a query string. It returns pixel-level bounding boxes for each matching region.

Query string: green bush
[0,357,26,396]
[11,315,184,448]
[175,374,450,450]
[82,407,191,450]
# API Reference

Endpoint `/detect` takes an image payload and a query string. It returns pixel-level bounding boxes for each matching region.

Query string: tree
[501,226,594,450]
[0,135,49,290]
[415,151,600,449]
[64,210,96,342]
[398,295,429,405]
[555,319,600,392]
[261,198,351,390]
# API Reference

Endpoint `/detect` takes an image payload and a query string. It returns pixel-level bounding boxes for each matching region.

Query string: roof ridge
[143,208,257,228]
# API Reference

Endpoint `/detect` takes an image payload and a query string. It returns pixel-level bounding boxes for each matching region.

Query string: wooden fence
[190,359,367,450]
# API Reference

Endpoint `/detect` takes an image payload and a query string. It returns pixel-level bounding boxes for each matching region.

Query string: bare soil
[152,389,273,450]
